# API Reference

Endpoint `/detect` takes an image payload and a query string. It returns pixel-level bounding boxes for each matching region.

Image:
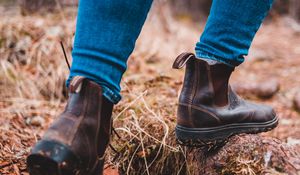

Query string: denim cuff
[66,76,121,104]
[195,50,242,67]
[101,85,122,104]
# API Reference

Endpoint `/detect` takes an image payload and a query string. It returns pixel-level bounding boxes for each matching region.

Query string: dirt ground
[0,7,300,175]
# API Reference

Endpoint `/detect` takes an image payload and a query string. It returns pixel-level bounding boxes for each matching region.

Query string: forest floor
[0,7,300,175]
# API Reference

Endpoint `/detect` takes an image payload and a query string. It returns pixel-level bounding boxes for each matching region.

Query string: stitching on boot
[179,102,221,123]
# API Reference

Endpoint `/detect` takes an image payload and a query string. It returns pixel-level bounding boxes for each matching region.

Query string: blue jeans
[68,0,273,104]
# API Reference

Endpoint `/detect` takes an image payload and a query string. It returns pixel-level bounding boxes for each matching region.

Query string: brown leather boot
[173,53,278,148]
[27,76,113,175]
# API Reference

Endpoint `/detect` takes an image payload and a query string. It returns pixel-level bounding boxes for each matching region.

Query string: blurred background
[1,0,299,20]
[0,0,300,175]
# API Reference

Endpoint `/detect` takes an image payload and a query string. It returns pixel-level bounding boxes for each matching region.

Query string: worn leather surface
[174,53,276,128]
[43,76,113,173]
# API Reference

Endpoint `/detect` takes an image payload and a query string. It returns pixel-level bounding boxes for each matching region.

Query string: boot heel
[27,140,80,175]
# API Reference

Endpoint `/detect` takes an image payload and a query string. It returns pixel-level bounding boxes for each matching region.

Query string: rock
[233,79,280,99]
[253,79,280,98]
[293,91,300,112]
[29,116,45,127]
[186,135,300,175]
[104,167,119,175]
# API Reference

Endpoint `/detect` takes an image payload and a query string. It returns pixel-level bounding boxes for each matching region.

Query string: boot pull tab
[172,52,195,69]
[69,76,85,93]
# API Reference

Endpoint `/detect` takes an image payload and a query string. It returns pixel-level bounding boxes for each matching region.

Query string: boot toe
[250,102,277,123]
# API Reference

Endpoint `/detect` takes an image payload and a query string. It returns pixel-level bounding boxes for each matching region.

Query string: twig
[126,144,142,175]
[113,91,148,122]
[0,162,12,170]
[60,41,71,70]
[131,110,150,175]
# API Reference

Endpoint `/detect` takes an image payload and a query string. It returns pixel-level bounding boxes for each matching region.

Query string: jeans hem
[66,75,121,104]
[195,50,241,67]
[101,85,122,104]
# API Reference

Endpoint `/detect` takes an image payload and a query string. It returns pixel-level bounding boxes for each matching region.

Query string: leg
[27,0,152,175]
[196,0,274,67]
[69,0,153,104]
[173,0,278,148]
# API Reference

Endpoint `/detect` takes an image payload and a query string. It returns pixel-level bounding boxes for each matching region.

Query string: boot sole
[27,140,104,175]
[175,116,279,150]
